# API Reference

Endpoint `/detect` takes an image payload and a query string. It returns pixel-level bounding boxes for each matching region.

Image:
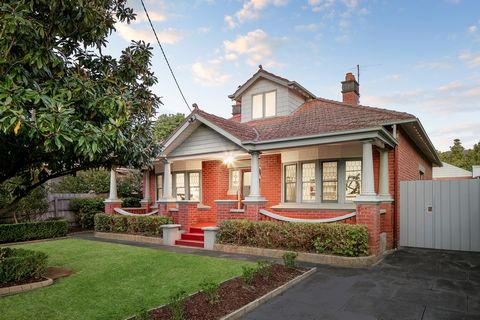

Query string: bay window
[284,164,297,202]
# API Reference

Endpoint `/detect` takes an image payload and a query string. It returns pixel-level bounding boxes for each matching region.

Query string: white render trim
[106,168,119,201]
[259,209,356,223]
[271,203,356,210]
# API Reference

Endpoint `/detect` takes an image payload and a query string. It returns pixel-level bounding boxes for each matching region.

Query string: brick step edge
[175,240,204,248]
[214,244,385,268]
[94,232,163,245]
[0,278,53,297]
[180,233,204,241]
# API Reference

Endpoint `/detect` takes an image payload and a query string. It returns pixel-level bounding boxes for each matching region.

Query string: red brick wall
[260,154,282,208]
[202,161,235,212]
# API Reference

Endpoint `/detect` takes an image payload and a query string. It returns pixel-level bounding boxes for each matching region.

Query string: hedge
[70,198,105,229]
[0,247,48,283]
[122,197,142,208]
[217,220,369,257]
[0,220,68,244]
[94,213,173,237]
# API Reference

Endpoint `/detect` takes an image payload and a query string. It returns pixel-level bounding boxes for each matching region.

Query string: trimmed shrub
[70,198,105,229]
[200,280,220,304]
[241,265,257,286]
[122,197,142,208]
[217,220,369,257]
[0,220,68,244]
[283,252,298,269]
[0,247,48,283]
[94,213,173,237]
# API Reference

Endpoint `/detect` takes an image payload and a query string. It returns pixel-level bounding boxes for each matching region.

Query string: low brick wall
[94,232,163,245]
[214,244,381,268]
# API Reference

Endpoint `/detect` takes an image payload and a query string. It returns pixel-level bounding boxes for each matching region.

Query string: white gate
[400,180,480,252]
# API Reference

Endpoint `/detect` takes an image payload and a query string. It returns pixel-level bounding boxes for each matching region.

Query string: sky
[104,0,480,151]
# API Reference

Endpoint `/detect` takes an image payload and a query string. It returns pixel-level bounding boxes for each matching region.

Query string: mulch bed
[0,266,74,289]
[149,264,305,320]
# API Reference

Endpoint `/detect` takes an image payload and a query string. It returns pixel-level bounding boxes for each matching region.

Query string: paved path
[242,248,480,320]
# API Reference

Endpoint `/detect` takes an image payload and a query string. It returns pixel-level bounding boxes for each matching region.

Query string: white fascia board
[242,128,393,151]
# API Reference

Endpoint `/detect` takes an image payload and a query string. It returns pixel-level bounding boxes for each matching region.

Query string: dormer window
[252,91,276,119]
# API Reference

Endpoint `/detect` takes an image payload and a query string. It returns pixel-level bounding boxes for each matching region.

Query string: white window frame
[251,90,277,119]
[171,171,202,201]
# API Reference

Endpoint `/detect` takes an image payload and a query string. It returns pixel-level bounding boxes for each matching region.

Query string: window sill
[271,203,356,211]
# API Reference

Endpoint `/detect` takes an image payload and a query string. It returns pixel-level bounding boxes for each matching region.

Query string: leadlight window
[189,172,200,201]
[175,173,185,200]
[156,174,163,199]
[228,169,240,194]
[284,164,297,202]
[301,163,316,201]
[345,160,362,201]
[322,162,338,201]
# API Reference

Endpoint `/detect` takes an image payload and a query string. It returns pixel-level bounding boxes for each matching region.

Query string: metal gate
[400,180,480,252]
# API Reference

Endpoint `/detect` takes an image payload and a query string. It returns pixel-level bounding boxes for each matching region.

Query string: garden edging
[94,232,163,244]
[220,267,317,320]
[214,244,380,267]
[0,278,53,296]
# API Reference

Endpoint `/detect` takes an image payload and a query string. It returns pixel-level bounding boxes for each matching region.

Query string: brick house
[105,67,441,254]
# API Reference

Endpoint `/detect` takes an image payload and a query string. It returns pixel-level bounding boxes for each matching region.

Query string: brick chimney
[231,100,241,116]
[342,72,360,105]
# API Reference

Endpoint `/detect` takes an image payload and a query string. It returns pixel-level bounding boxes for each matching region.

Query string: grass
[0,239,252,320]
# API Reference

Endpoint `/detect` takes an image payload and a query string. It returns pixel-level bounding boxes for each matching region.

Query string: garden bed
[139,264,315,320]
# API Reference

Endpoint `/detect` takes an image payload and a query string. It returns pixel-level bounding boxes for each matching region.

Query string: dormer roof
[228,67,316,101]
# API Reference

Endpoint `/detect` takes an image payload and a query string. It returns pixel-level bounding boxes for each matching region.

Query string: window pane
[188,172,200,201]
[156,175,163,199]
[302,163,316,201]
[345,160,362,201]
[322,162,338,201]
[230,170,240,190]
[252,94,263,119]
[285,164,297,202]
[175,173,185,200]
[265,91,276,117]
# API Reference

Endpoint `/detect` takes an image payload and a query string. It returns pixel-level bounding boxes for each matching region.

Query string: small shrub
[122,197,142,208]
[200,280,220,304]
[70,198,105,229]
[0,248,48,283]
[94,213,173,237]
[283,252,298,269]
[217,220,369,257]
[256,260,273,279]
[167,290,187,320]
[241,265,257,286]
[0,220,68,244]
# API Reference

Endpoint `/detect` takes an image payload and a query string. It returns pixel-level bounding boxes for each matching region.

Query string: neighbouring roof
[433,162,472,179]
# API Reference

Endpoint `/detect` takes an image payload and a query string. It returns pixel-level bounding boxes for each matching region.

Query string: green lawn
[0,239,252,320]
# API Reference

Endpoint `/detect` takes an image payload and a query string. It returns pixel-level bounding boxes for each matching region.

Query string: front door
[240,170,251,200]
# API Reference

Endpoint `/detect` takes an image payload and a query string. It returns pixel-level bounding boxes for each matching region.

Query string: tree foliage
[438,139,480,171]
[153,113,185,141]
[0,0,161,216]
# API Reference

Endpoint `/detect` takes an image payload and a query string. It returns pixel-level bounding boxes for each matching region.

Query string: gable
[167,124,242,158]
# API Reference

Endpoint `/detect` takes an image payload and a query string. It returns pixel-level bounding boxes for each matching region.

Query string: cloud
[223,29,280,66]
[197,26,211,34]
[309,0,336,12]
[225,0,288,28]
[468,25,478,34]
[191,59,231,86]
[385,74,402,81]
[116,24,182,44]
[459,51,480,68]
[294,23,321,32]
[414,60,453,70]
[134,11,167,23]
[430,122,479,150]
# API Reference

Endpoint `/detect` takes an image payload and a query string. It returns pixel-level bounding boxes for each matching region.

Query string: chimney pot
[341,72,360,105]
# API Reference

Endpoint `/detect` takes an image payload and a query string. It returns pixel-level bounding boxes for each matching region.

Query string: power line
[140,0,192,112]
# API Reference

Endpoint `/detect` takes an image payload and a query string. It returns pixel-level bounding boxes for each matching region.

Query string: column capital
[161,158,171,164]
[248,150,261,155]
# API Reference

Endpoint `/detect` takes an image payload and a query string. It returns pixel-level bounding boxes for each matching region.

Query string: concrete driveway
[242,248,480,320]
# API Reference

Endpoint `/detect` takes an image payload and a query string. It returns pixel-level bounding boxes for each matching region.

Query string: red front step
[189,227,204,234]
[181,233,204,241]
[175,239,204,248]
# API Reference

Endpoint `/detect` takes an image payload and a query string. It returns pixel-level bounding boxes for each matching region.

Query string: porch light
[223,154,235,166]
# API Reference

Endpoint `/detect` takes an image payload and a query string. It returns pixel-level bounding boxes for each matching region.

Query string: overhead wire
[140,0,192,112]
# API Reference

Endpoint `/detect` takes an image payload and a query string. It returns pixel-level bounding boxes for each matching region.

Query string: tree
[438,139,480,171]
[153,113,185,141]
[0,1,161,218]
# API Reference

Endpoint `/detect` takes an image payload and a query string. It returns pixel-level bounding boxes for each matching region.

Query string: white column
[245,151,265,202]
[379,149,393,201]
[356,141,379,202]
[162,159,172,200]
[107,168,119,201]
[141,170,151,203]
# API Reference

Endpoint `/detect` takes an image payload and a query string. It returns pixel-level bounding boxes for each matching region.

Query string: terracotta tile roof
[196,98,415,143]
